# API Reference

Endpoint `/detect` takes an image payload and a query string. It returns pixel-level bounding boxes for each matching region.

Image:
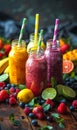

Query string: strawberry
[0,90,9,102]
[72,100,77,109]
[0,39,3,49]
[3,44,11,56]
[60,44,70,54]
[32,106,44,115]
[9,97,17,105]
[24,107,31,115]
[57,102,67,114]
[36,112,45,120]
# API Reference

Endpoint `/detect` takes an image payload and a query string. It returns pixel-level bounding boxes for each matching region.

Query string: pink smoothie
[26,52,47,96]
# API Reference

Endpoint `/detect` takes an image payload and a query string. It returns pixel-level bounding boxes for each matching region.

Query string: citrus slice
[63,60,74,74]
[56,84,65,95]
[0,73,9,82]
[62,86,76,99]
[41,88,57,100]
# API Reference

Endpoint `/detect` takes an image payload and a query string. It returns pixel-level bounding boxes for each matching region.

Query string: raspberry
[0,82,6,88]
[9,87,16,93]
[15,88,20,94]
[45,99,55,107]
[57,102,67,114]
[9,97,17,105]
[0,90,9,102]
[72,100,77,109]
[24,107,31,115]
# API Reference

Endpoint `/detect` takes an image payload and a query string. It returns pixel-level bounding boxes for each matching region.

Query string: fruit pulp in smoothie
[26,52,47,96]
[9,40,28,85]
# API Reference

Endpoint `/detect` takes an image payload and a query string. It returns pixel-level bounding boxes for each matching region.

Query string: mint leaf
[42,104,51,111]
[59,122,65,128]
[28,97,38,106]
[13,120,20,126]
[51,113,60,119]
[38,125,53,130]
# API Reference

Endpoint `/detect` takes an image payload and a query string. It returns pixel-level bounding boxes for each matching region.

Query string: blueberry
[60,99,66,103]
[69,78,75,84]
[6,84,11,89]
[31,119,38,126]
[70,106,75,111]
[65,81,71,86]
[19,102,25,108]
[11,84,16,88]
[25,104,29,107]
[4,87,8,90]
[29,113,35,119]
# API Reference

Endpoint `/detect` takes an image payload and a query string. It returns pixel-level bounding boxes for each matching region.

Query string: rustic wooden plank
[0,103,77,130]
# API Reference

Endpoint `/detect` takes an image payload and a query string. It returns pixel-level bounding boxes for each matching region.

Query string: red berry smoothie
[26,52,47,96]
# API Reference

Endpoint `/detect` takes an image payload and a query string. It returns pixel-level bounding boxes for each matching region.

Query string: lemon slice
[41,88,57,100]
[62,87,76,99]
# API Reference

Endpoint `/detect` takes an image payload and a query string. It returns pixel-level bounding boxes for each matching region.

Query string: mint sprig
[51,113,65,129]
[9,113,20,126]
[38,125,53,130]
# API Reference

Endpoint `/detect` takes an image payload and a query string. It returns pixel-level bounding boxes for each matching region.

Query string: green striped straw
[37,29,43,51]
[18,18,27,46]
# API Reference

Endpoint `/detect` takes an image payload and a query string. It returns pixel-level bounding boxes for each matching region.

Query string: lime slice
[0,73,9,82]
[41,88,57,100]
[56,84,65,95]
[62,86,76,99]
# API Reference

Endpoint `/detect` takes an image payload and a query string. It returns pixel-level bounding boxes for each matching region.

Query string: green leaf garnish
[38,125,53,130]
[42,104,51,111]
[28,97,38,106]
[51,113,65,129]
[9,113,20,126]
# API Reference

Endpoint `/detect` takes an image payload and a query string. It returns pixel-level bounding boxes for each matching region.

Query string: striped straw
[18,18,27,46]
[34,14,39,44]
[38,29,43,50]
[52,19,59,46]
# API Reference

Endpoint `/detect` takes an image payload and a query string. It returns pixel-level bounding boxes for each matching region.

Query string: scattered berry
[9,87,16,93]
[29,113,35,119]
[0,90,9,102]
[70,106,75,111]
[9,97,17,105]
[24,107,31,115]
[72,100,77,109]
[19,102,25,108]
[57,102,67,114]
[45,99,55,107]
[31,119,38,126]
[0,82,6,88]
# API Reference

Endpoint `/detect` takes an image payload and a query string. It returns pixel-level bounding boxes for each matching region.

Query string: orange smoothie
[9,39,28,85]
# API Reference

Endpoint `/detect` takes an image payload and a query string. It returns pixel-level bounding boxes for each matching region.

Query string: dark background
[0,0,77,27]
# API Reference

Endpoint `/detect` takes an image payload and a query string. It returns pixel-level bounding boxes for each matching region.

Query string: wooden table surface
[0,103,77,130]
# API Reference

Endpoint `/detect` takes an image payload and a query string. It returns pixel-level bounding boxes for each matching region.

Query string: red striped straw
[52,19,59,46]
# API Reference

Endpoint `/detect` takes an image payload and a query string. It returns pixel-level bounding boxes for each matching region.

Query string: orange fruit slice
[63,60,74,74]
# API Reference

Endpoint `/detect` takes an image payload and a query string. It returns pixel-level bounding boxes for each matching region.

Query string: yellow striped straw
[34,14,39,44]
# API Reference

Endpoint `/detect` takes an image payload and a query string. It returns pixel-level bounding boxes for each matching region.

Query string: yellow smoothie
[9,39,28,85]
